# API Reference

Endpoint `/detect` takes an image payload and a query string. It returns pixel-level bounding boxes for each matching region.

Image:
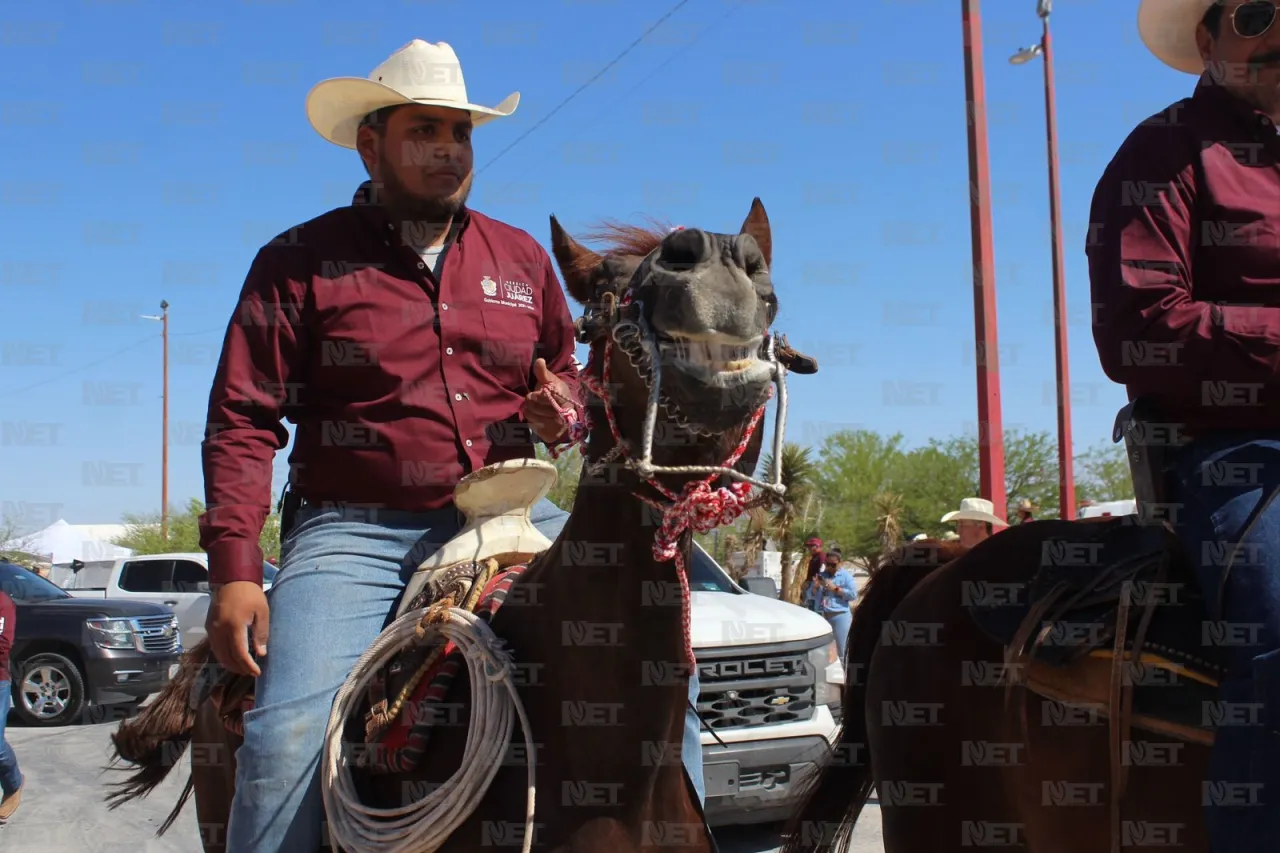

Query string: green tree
[1074,440,1134,503]
[0,515,44,566]
[534,445,584,511]
[114,498,282,562]
[806,427,1066,552]
[811,429,909,558]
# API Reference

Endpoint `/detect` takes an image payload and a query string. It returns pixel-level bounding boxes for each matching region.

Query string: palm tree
[760,443,818,604]
[872,490,905,572]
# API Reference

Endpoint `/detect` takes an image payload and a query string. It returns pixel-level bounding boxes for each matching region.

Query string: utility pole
[1010,0,1075,519]
[142,300,170,539]
[962,0,1008,522]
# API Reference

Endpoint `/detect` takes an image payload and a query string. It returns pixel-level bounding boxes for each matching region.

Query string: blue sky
[0,0,1198,530]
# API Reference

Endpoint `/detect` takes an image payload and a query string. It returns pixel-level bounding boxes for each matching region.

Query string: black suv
[1,559,182,726]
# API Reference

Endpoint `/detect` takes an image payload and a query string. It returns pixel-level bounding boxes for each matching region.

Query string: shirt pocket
[476,280,540,392]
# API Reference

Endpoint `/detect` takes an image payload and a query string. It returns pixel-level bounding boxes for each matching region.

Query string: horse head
[549,198,807,492]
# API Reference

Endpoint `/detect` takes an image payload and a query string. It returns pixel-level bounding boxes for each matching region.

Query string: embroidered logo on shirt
[480,274,535,311]
[501,279,534,307]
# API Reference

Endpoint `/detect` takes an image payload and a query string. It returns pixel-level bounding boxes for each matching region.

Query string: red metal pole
[162,303,170,540]
[962,0,1007,522]
[1041,18,1075,519]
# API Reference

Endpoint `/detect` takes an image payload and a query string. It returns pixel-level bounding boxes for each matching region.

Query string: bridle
[536,239,793,668]
[564,244,791,499]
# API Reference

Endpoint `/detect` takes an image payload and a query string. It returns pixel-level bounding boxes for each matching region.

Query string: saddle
[199,459,560,774]
[965,399,1223,748]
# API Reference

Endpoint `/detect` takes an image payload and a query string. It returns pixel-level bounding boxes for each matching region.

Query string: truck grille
[695,650,815,730]
[133,615,181,654]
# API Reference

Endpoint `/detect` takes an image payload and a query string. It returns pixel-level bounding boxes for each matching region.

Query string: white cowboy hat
[305,39,520,149]
[1138,0,1217,75]
[941,497,1007,527]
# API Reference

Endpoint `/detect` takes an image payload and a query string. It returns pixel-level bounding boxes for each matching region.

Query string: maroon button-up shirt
[0,590,14,684]
[198,182,581,586]
[1088,76,1280,438]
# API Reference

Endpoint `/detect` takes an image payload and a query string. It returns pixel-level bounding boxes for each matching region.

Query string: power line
[476,0,695,176]
[0,334,158,399]
[479,0,746,203]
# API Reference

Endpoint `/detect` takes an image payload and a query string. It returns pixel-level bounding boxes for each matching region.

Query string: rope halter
[534,265,792,667]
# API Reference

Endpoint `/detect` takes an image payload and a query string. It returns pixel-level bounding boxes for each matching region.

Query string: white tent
[2,519,135,564]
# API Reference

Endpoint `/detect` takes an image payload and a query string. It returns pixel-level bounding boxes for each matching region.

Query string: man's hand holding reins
[207,581,270,677]
[523,358,574,443]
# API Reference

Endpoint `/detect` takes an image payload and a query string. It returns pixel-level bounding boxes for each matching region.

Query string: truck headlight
[808,639,844,707]
[86,617,135,650]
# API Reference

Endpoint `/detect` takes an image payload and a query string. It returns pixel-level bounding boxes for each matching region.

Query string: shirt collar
[1192,74,1279,138]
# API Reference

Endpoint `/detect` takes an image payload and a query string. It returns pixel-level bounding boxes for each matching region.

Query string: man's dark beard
[378,156,472,244]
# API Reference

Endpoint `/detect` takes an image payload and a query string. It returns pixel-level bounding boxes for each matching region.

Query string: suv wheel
[13,652,87,726]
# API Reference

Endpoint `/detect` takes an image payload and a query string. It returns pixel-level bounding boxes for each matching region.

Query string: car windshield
[0,560,72,603]
[687,545,740,594]
[263,561,278,583]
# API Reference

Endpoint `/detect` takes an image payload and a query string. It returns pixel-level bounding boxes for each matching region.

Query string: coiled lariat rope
[321,603,537,853]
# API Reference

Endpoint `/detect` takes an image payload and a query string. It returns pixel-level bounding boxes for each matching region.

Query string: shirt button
[441,303,449,310]
[455,393,463,401]
[465,439,473,447]
[446,347,454,355]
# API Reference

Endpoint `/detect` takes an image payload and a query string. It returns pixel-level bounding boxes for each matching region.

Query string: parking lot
[1,706,884,852]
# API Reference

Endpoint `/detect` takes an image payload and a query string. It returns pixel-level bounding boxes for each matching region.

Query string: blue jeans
[821,610,852,663]
[1168,432,1280,853]
[226,499,706,853]
[0,681,22,797]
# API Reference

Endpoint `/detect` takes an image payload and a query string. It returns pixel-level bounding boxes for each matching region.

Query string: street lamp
[961,0,1008,522]
[1009,0,1075,520]
[141,300,170,539]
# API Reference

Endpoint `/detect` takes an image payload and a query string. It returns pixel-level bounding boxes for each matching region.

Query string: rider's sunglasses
[1227,1,1280,39]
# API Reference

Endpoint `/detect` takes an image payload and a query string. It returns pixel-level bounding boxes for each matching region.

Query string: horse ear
[549,215,602,305]
[739,197,771,269]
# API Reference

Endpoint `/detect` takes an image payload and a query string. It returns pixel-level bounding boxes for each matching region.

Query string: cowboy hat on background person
[1090,4,1280,851]
[1014,497,1036,524]
[941,497,1006,548]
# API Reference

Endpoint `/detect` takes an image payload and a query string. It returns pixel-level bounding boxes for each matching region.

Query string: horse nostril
[738,237,765,275]
[659,228,709,270]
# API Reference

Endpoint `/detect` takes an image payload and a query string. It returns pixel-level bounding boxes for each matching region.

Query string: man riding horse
[1089,2,1280,850]
[197,39,707,851]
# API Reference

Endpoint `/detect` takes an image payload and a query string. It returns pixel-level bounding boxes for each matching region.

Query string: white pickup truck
[686,543,843,827]
[66,553,278,650]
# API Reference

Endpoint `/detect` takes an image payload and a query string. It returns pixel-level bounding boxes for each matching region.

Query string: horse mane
[566,218,672,277]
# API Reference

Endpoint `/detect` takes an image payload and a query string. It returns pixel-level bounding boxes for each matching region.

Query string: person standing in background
[803,549,857,661]
[0,587,24,823]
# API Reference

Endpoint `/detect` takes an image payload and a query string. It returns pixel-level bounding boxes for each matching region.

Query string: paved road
[1,708,884,852]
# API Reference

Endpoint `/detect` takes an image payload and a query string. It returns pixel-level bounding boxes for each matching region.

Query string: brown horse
[105,198,816,852]
[781,519,1218,853]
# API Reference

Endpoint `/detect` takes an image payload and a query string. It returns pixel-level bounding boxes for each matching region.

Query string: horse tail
[780,540,967,853]
[104,639,213,815]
